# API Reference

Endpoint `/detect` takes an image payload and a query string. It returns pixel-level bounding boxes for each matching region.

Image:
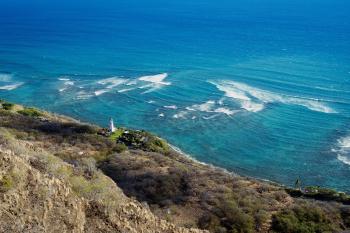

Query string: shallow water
[1,0,350,191]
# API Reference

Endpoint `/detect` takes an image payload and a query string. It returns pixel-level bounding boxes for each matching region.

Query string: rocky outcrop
[0,136,206,233]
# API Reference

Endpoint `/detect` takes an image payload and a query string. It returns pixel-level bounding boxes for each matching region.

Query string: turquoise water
[1,0,350,191]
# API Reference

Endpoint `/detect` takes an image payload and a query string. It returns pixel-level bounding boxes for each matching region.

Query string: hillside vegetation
[0,100,349,233]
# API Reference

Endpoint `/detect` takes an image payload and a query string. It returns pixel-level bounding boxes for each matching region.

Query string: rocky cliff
[0,101,349,233]
[0,124,205,233]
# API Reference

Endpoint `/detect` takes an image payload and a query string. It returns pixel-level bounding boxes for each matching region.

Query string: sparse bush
[114,143,127,153]
[198,214,222,232]
[78,157,97,178]
[18,107,43,117]
[2,102,14,110]
[219,199,255,233]
[69,172,114,201]
[255,210,270,230]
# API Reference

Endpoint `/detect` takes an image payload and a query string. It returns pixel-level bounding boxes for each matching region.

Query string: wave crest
[0,82,23,90]
[333,136,350,166]
[0,73,23,91]
[210,80,336,114]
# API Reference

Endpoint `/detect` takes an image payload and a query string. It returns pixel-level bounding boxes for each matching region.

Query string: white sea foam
[338,155,350,165]
[138,84,152,89]
[0,73,23,90]
[58,77,70,81]
[98,77,127,89]
[159,113,165,117]
[64,81,75,86]
[94,89,109,96]
[187,100,216,112]
[333,136,350,166]
[202,114,220,120]
[0,82,23,90]
[218,98,225,105]
[173,100,238,120]
[0,73,12,82]
[240,101,265,112]
[76,90,94,100]
[91,77,129,96]
[210,80,336,114]
[173,111,188,119]
[58,80,75,92]
[141,86,161,94]
[126,80,138,86]
[139,73,170,85]
[138,73,171,93]
[118,87,136,93]
[213,107,240,116]
[164,105,177,109]
[186,100,239,115]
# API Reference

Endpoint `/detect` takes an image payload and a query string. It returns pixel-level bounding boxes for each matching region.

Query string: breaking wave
[210,80,336,114]
[97,77,127,89]
[0,82,23,90]
[0,73,23,91]
[138,73,171,93]
[173,100,239,119]
[332,136,350,166]
[89,74,170,97]
[94,89,110,96]
[58,77,71,81]
[138,73,170,85]
[164,105,178,109]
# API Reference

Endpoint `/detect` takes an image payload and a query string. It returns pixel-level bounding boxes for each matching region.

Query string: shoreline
[0,98,348,195]
[40,108,350,196]
[1,99,350,232]
[168,143,286,189]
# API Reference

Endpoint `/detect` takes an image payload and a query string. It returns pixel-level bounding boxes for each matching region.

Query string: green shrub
[220,200,255,233]
[109,129,124,141]
[116,130,170,154]
[2,102,14,110]
[18,107,43,117]
[271,205,338,233]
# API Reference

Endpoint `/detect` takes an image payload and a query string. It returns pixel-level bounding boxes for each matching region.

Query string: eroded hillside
[0,101,349,233]
[0,104,206,233]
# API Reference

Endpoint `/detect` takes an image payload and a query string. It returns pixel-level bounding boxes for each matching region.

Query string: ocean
[1,0,350,191]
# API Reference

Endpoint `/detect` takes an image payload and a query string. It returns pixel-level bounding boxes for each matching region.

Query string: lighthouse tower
[109,118,116,133]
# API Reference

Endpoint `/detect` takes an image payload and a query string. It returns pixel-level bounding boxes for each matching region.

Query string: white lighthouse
[109,118,116,133]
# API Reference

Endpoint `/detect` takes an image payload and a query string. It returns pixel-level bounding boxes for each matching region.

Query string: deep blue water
[1,0,350,191]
